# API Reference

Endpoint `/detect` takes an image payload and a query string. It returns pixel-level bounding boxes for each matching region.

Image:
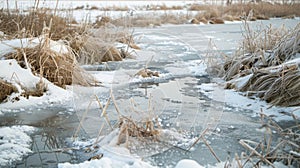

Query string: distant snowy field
[0,0,196,10]
[0,0,199,22]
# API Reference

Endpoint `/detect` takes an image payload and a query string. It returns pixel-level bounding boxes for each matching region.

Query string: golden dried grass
[135,69,159,78]
[74,37,124,64]
[110,13,190,27]
[21,78,48,98]
[160,12,189,25]
[231,65,300,106]
[94,16,111,27]
[6,36,94,88]
[223,22,300,107]
[129,16,162,27]
[190,18,200,24]
[74,5,84,10]
[194,8,221,24]
[73,91,161,148]
[198,17,208,24]
[268,24,300,66]
[209,18,225,24]
[117,116,160,145]
[189,4,207,11]
[189,3,300,22]
[0,10,79,40]
[70,28,136,64]
[102,5,129,11]
[0,79,17,102]
[222,14,234,21]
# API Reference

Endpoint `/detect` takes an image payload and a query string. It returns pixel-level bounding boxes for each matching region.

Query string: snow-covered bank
[0,125,36,167]
[0,36,92,109]
[197,82,300,121]
[0,59,72,109]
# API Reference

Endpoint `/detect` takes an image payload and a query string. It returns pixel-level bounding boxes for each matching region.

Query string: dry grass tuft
[256,14,270,20]
[89,6,99,10]
[0,10,80,40]
[6,34,94,88]
[0,79,18,103]
[109,12,191,27]
[147,4,183,11]
[194,10,221,24]
[102,5,129,11]
[74,5,84,10]
[209,18,225,24]
[223,21,300,107]
[94,16,111,27]
[222,14,234,21]
[189,3,300,24]
[117,116,160,145]
[73,37,124,64]
[190,18,200,24]
[73,91,162,149]
[70,28,136,64]
[189,4,207,11]
[198,17,208,24]
[21,78,48,99]
[135,69,160,78]
[229,65,300,106]
[132,16,162,27]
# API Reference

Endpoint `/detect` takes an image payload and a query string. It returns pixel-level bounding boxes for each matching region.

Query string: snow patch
[0,125,36,167]
[0,59,72,109]
[61,128,199,168]
[130,73,173,83]
[175,159,205,168]
[197,82,300,121]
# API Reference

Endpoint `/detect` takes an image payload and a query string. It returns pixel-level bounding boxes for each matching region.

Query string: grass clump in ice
[117,116,161,146]
[223,20,300,107]
[72,92,198,161]
[0,79,18,102]
[5,27,95,88]
[70,27,137,65]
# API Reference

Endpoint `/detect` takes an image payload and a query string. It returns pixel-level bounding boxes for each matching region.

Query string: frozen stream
[1,19,299,167]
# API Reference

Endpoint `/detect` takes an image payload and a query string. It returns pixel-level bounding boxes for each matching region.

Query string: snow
[0,59,72,109]
[0,37,70,57]
[60,129,156,168]
[175,159,205,168]
[0,59,38,89]
[188,61,207,76]
[0,37,73,109]
[58,157,155,168]
[196,82,300,121]
[60,128,202,168]
[0,125,36,167]
[0,38,37,56]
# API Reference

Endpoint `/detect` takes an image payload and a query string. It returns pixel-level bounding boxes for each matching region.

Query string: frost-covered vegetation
[223,20,300,106]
